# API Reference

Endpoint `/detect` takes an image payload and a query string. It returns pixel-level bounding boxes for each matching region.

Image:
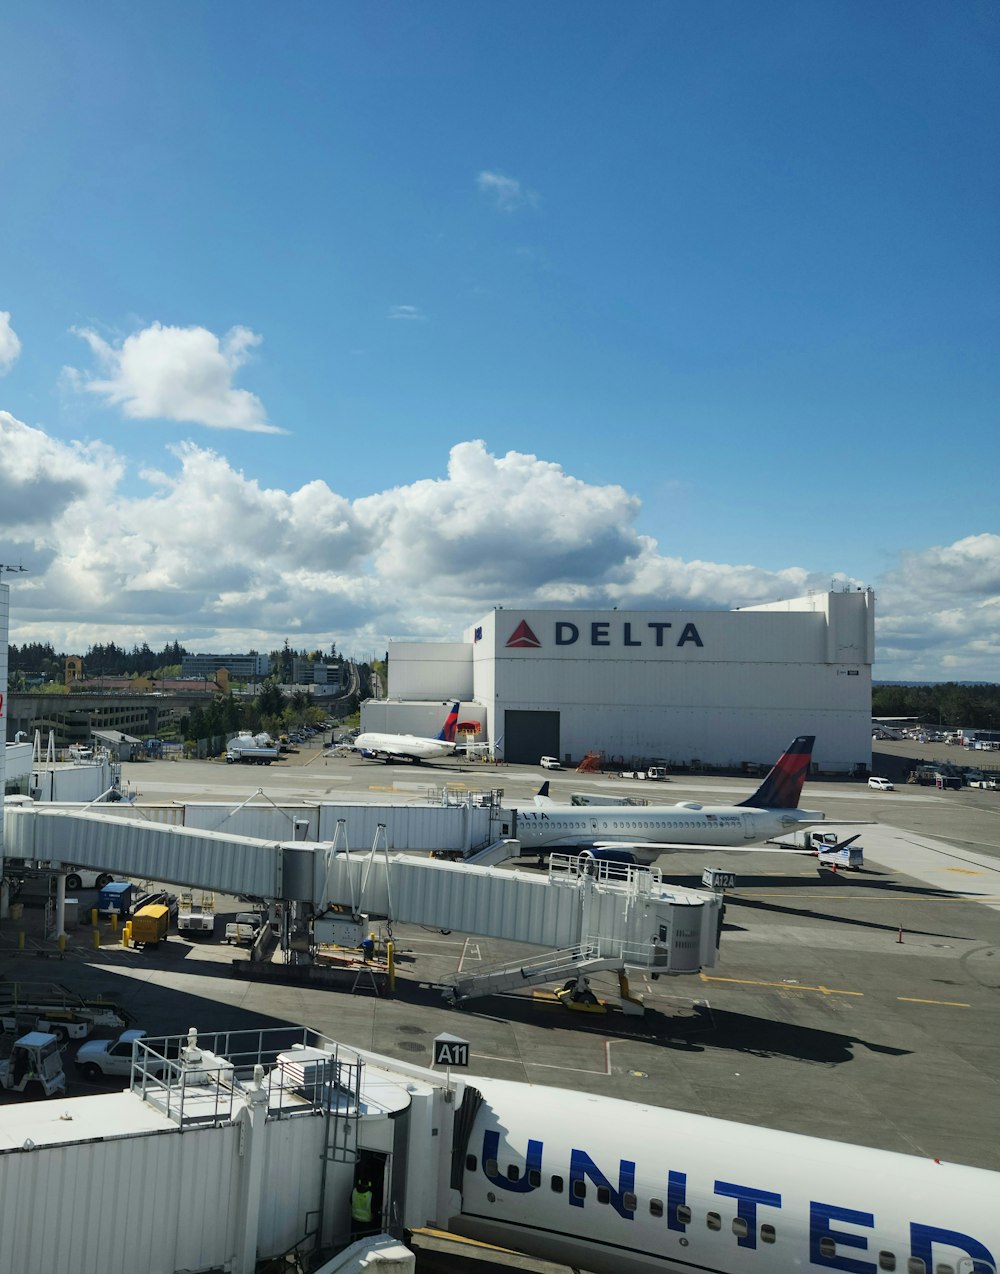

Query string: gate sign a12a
[433,1033,470,1067]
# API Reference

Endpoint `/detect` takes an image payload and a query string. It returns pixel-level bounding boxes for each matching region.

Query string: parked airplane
[451,1075,999,1274]
[353,702,460,763]
[514,735,865,864]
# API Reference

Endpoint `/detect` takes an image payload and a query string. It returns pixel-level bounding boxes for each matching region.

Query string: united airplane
[515,735,863,864]
[450,1076,999,1274]
[353,702,460,763]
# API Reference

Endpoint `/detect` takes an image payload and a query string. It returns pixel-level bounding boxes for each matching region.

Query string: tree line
[7,639,341,684]
[872,683,1000,729]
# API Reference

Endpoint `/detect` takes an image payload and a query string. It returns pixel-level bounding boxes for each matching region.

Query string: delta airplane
[353,702,460,763]
[515,735,864,865]
[449,1075,999,1274]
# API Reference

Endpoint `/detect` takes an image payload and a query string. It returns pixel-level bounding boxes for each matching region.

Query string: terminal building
[362,589,875,773]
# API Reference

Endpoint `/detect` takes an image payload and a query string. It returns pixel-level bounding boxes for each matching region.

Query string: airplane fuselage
[454,1077,998,1274]
[514,802,827,863]
[353,731,455,762]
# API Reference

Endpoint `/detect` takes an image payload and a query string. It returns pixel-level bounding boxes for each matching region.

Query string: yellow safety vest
[351,1187,373,1223]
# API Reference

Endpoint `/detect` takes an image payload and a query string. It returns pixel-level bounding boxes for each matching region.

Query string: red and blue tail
[738,736,815,810]
[436,702,461,743]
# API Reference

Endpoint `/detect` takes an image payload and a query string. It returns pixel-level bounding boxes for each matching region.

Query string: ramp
[441,942,623,1005]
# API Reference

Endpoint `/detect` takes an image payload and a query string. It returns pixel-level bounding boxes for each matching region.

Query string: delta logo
[506,620,541,649]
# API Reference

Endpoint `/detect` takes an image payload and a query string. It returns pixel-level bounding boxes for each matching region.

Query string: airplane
[513,735,868,865]
[352,702,460,763]
[448,1073,1000,1274]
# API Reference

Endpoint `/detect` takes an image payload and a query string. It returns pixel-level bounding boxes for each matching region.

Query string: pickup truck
[224,912,265,945]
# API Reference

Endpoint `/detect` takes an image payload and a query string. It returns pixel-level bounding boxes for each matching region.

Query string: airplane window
[761,1224,776,1244]
[649,1199,664,1218]
[485,1159,498,1176]
[675,1205,692,1225]
[573,1181,586,1200]
[506,1165,520,1182]
[934,1264,954,1274]
[819,1238,837,1257]
[623,1192,637,1211]
[707,1212,722,1231]
[597,1187,610,1204]
[906,1261,926,1274]
[551,1176,564,1193]
[732,1218,749,1238]
[528,1169,541,1187]
[465,1154,477,1172]
[877,1255,896,1272]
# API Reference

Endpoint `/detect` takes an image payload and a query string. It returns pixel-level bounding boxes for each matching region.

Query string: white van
[868,776,895,791]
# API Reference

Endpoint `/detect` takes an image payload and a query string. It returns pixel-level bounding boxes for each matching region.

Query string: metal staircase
[440,941,625,1006]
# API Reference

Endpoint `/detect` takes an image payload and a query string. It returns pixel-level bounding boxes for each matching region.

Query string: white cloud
[1,416,997,680]
[476,170,538,212]
[0,312,22,375]
[68,321,283,434]
[388,305,427,322]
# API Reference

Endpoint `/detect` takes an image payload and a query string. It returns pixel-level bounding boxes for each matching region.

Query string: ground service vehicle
[63,867,115,891]
[0,1031,66,1096]
[868,776,895,790]
[177,891,215,935]
[98,880,134,916]
[225,732,280,764]
[0,982,127,1043]
[130,903,170,946]
[540,756,563,770]
[969,777,999,790]
[225,912,264,944]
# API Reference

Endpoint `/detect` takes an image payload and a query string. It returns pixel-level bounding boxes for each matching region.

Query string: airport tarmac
[2,749,998,1232]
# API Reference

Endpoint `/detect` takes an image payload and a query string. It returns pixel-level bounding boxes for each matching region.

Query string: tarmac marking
[734,893,1000,902]
[456,936,482,972]
[943,868,987,876]
[897,996,971,1007]
[472,1042,615,1078]
[701,973,863,997]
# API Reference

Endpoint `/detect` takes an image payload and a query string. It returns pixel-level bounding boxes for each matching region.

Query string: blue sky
[0,2,997,677]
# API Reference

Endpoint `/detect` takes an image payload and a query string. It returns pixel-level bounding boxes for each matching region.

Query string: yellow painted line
[700,974,862,997]
[897,997,971,1008]
[943,868,986,875]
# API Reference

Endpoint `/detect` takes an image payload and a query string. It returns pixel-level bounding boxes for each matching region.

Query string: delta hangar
[362,589,875,772]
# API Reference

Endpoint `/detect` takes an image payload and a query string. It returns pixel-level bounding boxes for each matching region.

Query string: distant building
[181,653,271,681]
[363,590,876,771]
[290,658,341,688]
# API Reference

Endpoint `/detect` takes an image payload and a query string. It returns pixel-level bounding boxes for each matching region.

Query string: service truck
[0,982,127,1043]
[0,1030,66,1096]
[177,891,216,936]
[799,830,864,870]
[225,732,280,765]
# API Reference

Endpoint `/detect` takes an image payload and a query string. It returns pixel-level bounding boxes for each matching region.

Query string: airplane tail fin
[738,736,815,809]
[534,781,554,807]
[436,702,461,743]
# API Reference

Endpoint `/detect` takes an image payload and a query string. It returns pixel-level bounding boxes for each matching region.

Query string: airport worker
[361,932,375,962]
[351,1178,373,1235]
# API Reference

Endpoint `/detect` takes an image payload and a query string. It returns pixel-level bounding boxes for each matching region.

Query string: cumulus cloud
[476,170,537,212]
[68,322,283,433]
[388,305,427,322]
[1,416,996,679]
[0,312,21,374]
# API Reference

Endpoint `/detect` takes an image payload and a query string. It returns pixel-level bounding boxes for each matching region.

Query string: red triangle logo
[506,620,541,649]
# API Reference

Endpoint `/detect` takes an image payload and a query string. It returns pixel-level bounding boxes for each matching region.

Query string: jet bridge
[1,806,723,983]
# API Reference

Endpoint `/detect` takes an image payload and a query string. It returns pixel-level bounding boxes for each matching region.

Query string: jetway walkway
[1,806,724,981]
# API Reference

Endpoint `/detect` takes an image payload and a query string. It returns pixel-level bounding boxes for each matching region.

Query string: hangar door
[503,710,560,765]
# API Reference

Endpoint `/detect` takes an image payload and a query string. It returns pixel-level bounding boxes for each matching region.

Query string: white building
[363,589,875,773]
